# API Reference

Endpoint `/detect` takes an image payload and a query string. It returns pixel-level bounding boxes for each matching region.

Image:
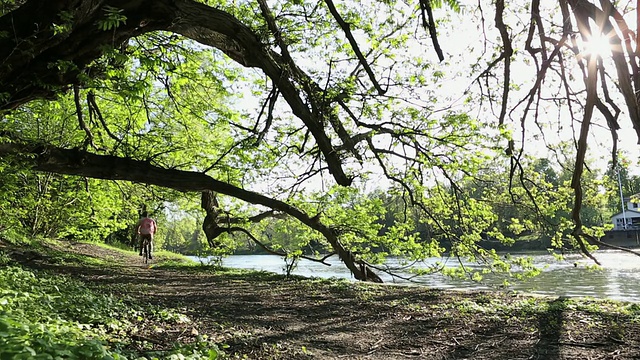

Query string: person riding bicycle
[136,211,157,259]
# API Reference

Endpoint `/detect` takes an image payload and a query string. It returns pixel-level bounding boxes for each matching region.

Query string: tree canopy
[2,0,640,281]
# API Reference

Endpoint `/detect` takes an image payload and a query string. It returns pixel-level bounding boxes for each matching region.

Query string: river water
[191,250,640,302]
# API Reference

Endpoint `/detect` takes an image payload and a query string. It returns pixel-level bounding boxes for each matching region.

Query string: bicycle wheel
[145,240,152,262]
[142,239,149,264]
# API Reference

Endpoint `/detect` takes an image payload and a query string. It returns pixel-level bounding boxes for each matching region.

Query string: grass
[419,290,640,324]
[94,241,201,266]
[4,237,640,359]
[0,240,224,359]
[0,265,222,359]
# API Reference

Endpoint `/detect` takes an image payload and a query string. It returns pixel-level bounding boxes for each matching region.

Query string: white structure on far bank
[611,195,640,230]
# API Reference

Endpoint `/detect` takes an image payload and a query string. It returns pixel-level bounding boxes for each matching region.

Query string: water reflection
[191,250,640,302]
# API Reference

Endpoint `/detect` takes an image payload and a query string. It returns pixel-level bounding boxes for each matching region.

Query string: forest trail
[6,240,640,359]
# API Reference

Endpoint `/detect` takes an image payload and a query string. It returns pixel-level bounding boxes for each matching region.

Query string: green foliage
[0,0,622,285]
[429,0,462,13]
[0,251,10,265]
[0,266,221,359]
[0,163,148,244]
[52,11,74,36]
[97,6,127,31]
[162,214,207,255]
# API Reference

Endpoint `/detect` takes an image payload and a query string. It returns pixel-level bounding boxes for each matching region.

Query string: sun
[582,32,613,58]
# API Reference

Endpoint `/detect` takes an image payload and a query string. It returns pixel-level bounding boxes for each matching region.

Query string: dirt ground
[6,241,640,359]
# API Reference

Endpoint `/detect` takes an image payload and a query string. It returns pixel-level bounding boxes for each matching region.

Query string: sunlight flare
[582,31,613,58]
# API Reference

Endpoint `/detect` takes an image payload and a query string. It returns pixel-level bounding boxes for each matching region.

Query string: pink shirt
[138,217,156,235]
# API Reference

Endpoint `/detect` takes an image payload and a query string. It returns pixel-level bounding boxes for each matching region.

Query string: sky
[201,0,640,197]
[432,1,640,174]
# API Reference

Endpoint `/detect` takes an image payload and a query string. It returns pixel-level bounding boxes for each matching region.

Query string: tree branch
[73,84,100,151]
[0,0,353,187]
[324,0,388,93]
[1,138,379,282]
[227,226,335,266]
[419,0,445,61]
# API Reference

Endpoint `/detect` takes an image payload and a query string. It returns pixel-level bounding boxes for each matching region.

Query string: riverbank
[3,240,640,359]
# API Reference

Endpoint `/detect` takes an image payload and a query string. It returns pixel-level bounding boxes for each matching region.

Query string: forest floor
[5,240,640,360]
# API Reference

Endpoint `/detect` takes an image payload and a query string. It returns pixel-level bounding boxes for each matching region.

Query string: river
[190,250,640,302]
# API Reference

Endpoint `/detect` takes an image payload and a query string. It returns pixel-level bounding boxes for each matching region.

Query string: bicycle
[140,235,152,264]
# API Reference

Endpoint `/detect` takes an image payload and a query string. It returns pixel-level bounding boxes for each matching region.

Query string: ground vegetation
[3,240,640,359]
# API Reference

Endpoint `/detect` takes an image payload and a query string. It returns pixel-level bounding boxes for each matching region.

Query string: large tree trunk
[0,0,351,187]
[201,190,223,249]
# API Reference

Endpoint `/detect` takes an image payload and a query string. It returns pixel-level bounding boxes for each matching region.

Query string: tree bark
[201,190,223,249]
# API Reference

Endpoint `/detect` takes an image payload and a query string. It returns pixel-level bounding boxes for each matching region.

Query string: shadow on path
[533,297,568,360]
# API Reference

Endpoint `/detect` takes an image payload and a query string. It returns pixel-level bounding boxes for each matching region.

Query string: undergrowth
[0,263,222,359]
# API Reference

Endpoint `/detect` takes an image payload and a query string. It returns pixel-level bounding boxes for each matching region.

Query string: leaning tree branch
[254,83,279,146]
[226,226,335,266]
[73,84,100,151]
[567,0,640,142]
[524,0,547,63]
[170,0,352,186]
[0,138,380,282]
[87,90,122,145]
[256,0,294,64]
[601,0,640,92]
[581,232,640,258]
[569,22,600,264]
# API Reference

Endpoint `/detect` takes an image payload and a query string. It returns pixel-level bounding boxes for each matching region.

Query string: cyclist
[136,211,157,259]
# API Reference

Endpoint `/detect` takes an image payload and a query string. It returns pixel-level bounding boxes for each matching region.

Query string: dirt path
[8,241,640,359]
